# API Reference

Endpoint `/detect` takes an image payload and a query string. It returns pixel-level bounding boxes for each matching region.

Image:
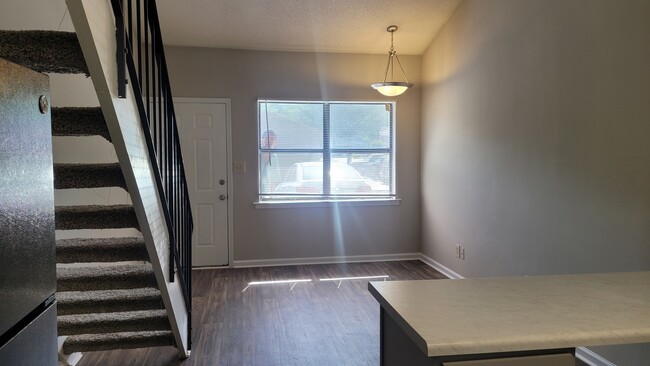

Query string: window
[258,100,395,201]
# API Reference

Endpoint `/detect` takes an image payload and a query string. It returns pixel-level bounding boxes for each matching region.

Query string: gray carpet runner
[54,163,126,190]
[57,264,158,292]
[52,107,112,141]
[57,237,148,263]
[62,331,175,354]
[58,310,170,335]
[55,205,139,230]
[0,31,88,74]
[2,28,175,353]
[57,288,163,315]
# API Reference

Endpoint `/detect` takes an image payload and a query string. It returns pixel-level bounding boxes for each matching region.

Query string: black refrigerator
[0,58,58,365]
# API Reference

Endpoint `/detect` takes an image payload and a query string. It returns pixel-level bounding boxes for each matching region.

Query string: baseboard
[233,252,421,268]
[576,347,617,366]
[418,253,465,279]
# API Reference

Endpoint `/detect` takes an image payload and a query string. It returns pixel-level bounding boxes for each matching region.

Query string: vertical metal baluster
[136,0,142,89]
[144,0,150,124]
[155,21,159,159]
[166,96,171,208]
[177,134,181,279]
[182,200,186,272]
[152,30,157,161]
[172,128,178,280]
[177,150,181,272]
[183,194,187,277]
[166,91,170,199]
[169,125,174,280]
[127,0,132,51]
[168,123,174,280]
[160,84,164,195]
[175,125,180,279]
[158,57,162,171]
[114,0,126,98]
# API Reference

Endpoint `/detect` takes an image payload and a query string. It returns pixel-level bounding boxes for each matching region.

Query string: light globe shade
[371,82,414,97]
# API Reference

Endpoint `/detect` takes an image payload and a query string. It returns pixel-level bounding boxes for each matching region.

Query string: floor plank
[77,261,589,366]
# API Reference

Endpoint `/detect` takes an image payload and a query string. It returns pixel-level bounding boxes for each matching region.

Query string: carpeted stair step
[56,237,148,263]
[57,288,163,315]
[52,107,111,141]
[62,330,174,354]
[55,205,139,230]
[54,163,126,190]
[0,31,88,74]
[57,264,157,292]
[58,309,170,336]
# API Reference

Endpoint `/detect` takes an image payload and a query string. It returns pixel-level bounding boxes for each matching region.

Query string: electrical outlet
[456,245,461,259]
[460,248,465,260]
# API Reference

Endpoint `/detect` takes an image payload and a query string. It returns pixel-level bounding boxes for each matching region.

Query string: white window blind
[258,100,395,201]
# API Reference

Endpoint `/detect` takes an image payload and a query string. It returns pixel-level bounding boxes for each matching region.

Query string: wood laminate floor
[77,261,589,366]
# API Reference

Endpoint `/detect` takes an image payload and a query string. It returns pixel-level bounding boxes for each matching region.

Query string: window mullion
[323,103,331,196]
[389,103,394,195]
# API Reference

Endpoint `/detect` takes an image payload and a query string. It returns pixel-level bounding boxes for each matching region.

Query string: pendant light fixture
[372,25,413,97]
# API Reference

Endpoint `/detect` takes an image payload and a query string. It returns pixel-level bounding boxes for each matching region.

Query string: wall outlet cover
[234,161,246,173]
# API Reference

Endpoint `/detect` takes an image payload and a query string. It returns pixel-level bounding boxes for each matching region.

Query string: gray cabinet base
[0,303,57,366]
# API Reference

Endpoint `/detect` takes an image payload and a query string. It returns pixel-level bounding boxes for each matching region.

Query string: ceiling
[156,0,462,55]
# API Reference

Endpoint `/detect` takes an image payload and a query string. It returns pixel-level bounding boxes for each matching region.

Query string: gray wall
[165,47,422,262]
[421,0,650,363]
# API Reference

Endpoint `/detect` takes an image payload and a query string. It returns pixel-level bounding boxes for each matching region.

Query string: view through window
[258,100,395,201]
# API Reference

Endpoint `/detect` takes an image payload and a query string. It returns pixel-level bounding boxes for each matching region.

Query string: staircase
[0,30,176,356]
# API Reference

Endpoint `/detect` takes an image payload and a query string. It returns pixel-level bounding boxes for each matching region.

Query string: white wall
[165,47,423,262]
[421,0,650,364]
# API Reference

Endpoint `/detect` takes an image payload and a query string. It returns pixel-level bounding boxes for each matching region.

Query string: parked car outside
[275,162,372,194]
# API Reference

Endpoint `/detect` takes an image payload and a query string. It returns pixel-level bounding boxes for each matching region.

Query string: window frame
[258,99,396,202]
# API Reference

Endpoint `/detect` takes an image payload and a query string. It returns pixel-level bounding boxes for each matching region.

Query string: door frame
[174,97,234,268]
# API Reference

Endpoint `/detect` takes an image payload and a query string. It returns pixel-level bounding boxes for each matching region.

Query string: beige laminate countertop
[368,271,650,357]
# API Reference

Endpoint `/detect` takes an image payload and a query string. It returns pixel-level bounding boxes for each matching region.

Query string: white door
[175,100,230,267]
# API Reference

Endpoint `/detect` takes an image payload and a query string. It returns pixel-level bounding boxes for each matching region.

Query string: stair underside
[57,288,163,315]
[55,205,139,230]
[57,264,157,292]
[0,31,88,74]
[58,309,170,335]
[56,237,148,263]
[10,28,179,355]
[52,107,111,141]
[54,163,126,190]
[62,331,174,354]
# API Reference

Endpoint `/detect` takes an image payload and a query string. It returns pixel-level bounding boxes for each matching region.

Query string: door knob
[219,194,226,200]
[219,179,225,185]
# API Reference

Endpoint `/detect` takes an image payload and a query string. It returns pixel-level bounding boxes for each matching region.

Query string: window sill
[253,197,401,209]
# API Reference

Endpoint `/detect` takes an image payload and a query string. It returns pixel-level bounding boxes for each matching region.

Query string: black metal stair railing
[110,0,192,349]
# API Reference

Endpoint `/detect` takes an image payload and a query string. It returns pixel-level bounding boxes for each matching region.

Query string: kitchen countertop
[368,271,650,357]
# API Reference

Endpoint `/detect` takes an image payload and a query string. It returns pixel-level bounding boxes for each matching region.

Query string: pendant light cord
[381,28,410,84]
[390,31,395,80]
